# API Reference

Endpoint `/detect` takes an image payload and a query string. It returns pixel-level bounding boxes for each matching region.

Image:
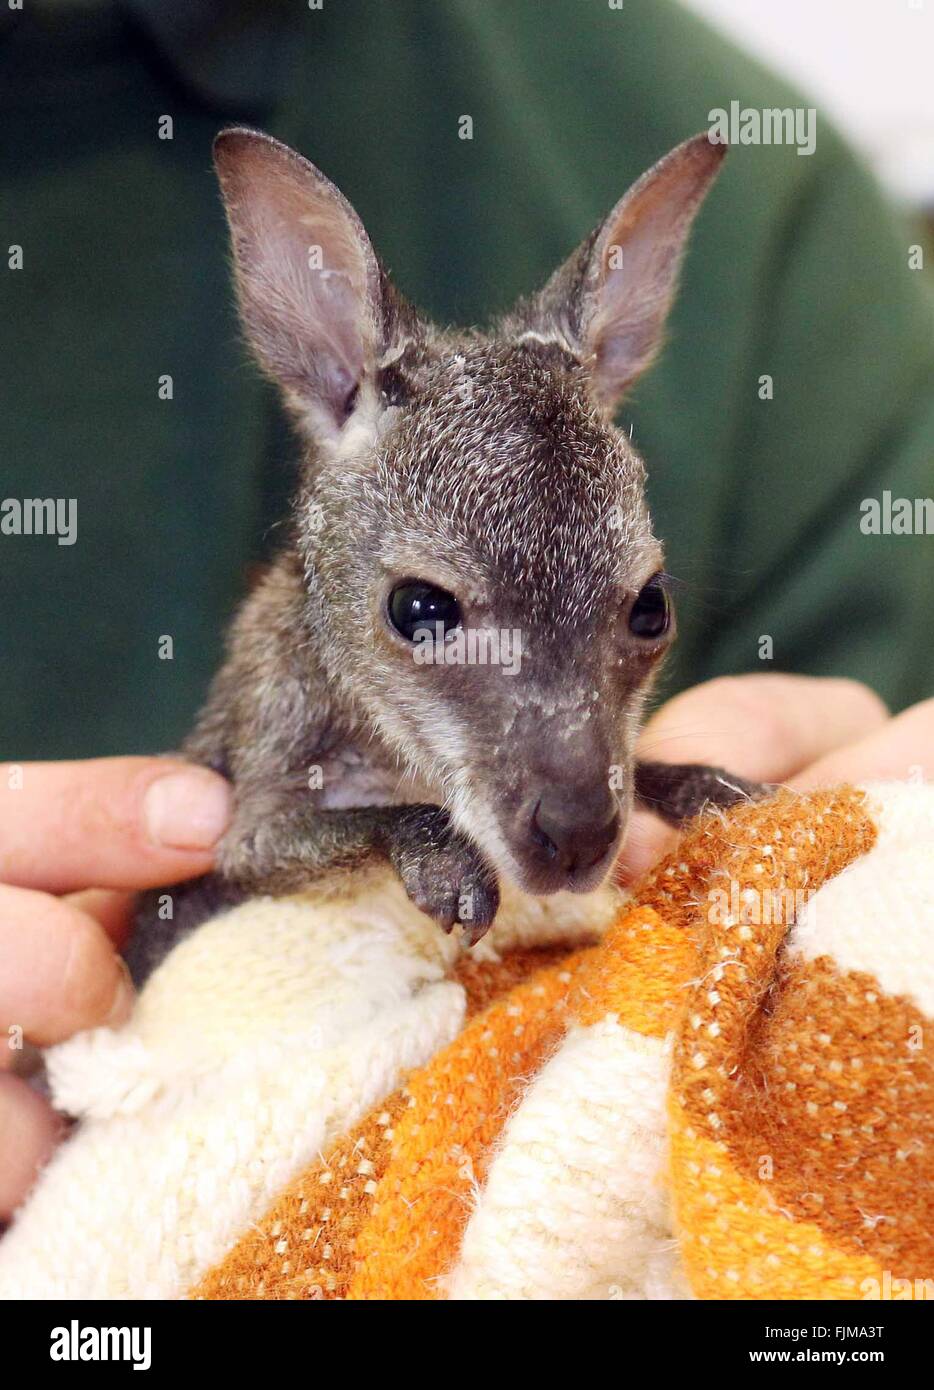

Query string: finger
[619,675,888,885]
[615,806,678,885]
[0,1036,43,1077]
[0,1075,64,1220]
[0,758,231,894]
[790,697,934,791]
[64,889,137,950]
[637,674,888,783]
[0,884,135,1046]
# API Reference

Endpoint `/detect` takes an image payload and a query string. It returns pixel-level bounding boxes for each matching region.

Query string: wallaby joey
[127,128,764,984]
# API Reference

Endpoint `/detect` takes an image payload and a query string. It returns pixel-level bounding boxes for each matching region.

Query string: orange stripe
[670,1101,887,1300]
[192,946,582,1300]
[346,949,594,1299]
[573,904,696,1037]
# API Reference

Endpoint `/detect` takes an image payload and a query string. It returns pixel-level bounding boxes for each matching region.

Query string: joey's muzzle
[505,777,623,894]
[529,789,620,876]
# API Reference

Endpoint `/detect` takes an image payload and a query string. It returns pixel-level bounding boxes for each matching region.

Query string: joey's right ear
[513,133,727,415]
[213,128,407,437]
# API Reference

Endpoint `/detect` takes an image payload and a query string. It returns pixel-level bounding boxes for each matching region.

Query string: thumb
[0,757,232,894]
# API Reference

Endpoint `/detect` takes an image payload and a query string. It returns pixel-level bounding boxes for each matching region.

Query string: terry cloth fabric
[0,783,931,1300]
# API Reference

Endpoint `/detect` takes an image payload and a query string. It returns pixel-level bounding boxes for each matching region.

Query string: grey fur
[125,128,766,986]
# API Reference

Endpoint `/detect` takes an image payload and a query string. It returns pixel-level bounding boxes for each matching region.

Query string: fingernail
[107,965,136,1027]
[143,769,232,852]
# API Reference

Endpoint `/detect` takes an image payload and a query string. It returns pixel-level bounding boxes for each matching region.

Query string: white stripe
[788,782,934,1016]
[447,1017,689,1300]
[0,878,465,1300]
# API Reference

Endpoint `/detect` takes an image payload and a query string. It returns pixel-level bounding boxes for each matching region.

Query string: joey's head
[214,128,726,895]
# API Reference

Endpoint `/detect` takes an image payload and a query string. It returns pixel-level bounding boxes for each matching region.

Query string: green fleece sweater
[1,0,932,758]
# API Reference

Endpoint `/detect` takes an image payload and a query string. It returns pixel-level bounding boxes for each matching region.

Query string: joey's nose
[529,793,620,877]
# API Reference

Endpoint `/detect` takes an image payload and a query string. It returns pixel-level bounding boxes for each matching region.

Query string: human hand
[618,673,921,881]
[0,757,231,1220]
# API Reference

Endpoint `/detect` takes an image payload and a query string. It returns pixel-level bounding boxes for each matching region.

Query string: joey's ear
[519,134,727,413]
[214,127,402,435]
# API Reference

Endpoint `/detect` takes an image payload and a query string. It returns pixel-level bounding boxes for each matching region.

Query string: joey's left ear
[516,133,727,414]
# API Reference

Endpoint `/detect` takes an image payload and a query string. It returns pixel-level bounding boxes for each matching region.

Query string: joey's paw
[389,809,500,945]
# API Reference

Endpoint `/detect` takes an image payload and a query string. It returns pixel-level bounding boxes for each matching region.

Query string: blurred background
[685,0,934,209]
[1,0,932,760]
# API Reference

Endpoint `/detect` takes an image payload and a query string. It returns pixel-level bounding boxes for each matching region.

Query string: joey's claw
[389,810,499,945]
[397,855,500,943]
[457,874,500,946]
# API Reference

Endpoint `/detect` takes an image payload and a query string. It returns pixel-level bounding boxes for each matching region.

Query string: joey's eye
[629,575,672,639]
[388,581,462,642]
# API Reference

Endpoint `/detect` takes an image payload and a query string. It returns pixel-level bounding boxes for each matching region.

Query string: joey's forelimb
[126,762,768,986]
[219,800,500,941]
[126,800,500,986]
[634,760,768,825]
